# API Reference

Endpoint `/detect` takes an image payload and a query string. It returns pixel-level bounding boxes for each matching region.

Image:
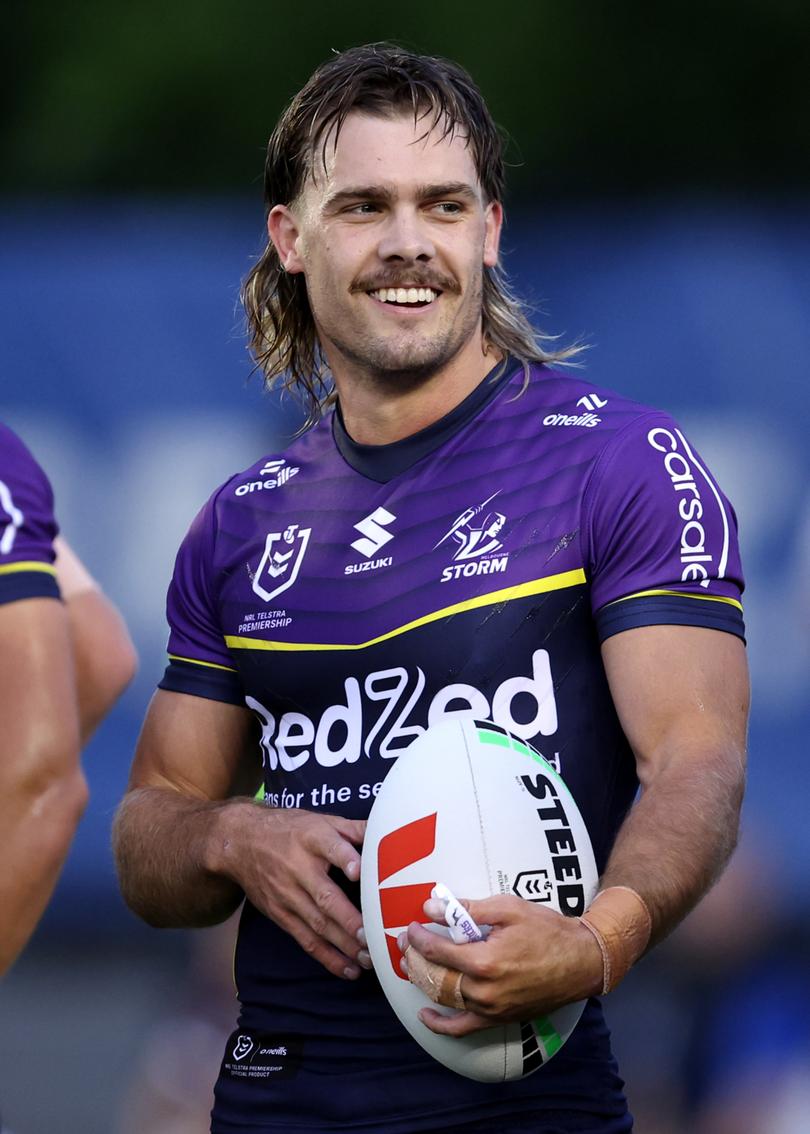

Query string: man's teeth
[368,287,437,304]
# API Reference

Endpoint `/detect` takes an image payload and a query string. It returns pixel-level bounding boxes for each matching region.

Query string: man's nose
[377,207,436,263]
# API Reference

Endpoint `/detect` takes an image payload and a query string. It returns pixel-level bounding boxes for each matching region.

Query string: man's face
[269,111,502,386]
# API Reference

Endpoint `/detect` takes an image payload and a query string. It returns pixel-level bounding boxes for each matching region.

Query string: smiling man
[113,44,749,1134]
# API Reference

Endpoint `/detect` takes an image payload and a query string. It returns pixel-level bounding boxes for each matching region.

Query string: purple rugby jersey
[0,423,60,606]
[160,359,744,1133]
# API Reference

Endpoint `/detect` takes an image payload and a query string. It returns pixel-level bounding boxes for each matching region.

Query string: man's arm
[596,623,748,942]
[112,689,370,980]
[0,599,88,975]
[405,625,749,1035]
[54,537,137,743]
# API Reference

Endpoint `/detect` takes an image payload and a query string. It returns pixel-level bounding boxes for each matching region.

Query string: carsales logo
[646,426,730,588]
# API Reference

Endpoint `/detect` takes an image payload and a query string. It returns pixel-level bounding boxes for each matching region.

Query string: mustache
[351,270,460,295]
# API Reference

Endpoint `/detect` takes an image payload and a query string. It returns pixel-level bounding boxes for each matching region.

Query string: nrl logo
[252,523,312,603]
[232,1034,254,1061]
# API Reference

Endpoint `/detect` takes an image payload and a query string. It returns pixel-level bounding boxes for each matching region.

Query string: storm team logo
[252,524,312,603]
[434,491,506,561]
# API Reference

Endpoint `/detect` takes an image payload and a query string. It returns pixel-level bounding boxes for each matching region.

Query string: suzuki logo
[378,812,437,979]
[351,507,396,558]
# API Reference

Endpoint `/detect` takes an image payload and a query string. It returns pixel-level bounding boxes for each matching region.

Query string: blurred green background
[4,0,809,198]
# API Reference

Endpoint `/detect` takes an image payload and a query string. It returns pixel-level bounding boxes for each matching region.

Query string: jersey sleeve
[0,424,60,605]
[158,490,245,705]
[583,412,745,642]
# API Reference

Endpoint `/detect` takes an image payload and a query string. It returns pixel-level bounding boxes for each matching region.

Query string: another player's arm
[54,537,138,743]
[0,599,88,975]
[112,689,369,979]
[407,623,748,1035]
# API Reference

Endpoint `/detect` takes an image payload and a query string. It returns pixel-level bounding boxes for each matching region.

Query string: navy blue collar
[332,356,523,483]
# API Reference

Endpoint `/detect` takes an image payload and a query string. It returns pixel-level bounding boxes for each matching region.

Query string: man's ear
[483,200,503,269]
[267,205,305,274]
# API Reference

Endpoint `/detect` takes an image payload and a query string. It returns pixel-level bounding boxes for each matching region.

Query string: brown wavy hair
[242,43,580,425]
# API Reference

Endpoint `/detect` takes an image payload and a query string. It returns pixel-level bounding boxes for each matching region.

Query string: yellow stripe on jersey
[0,561,57,577]
[225,567,587,653]
[607,588,743,612]
[168,653,238,673]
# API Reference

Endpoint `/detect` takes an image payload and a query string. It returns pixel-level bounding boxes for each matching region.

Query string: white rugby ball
[360,717,598,1082]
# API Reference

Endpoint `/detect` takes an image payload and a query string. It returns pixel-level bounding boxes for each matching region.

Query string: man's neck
[331,339,503,446]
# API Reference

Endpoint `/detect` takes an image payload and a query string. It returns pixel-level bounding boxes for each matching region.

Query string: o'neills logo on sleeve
[647,426,730,588]
[543,411,601,428]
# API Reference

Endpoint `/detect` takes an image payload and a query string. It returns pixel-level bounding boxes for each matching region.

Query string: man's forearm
[1,768,88,974]
[599,739,745,948]
[54,539,138,743]
[112,787,251,928]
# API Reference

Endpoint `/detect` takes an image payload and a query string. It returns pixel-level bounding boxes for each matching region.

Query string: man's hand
[399,894,602,1037]
[217,803,369,980]
[115,692,371,979]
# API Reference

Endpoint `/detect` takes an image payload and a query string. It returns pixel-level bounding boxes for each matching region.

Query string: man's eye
[349,202,380,215]
[434,202,463,215]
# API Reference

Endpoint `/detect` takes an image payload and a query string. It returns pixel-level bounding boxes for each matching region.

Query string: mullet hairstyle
[242,42,581,426]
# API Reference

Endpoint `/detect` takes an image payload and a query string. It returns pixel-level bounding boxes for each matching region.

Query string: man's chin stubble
[328,335,465,392]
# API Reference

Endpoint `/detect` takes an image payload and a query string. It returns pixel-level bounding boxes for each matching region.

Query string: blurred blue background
[1,3,809,1131]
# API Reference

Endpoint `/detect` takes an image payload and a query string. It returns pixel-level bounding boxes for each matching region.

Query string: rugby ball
[360,717,598,1082]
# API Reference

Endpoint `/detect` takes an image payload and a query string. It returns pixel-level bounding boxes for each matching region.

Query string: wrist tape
[579,886,653,995]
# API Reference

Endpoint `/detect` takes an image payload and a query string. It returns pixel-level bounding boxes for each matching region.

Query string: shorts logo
[377,812,437,980]
[0,480,24,554]
[252,524,311,603]
[232,1035,254,1061]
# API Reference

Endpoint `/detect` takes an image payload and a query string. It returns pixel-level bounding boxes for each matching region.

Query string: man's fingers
[418,1005,492,1037]
[316,816,365,881]
[283,909,363,981]
[461,895,524,926]
[405,920,480,972]
[294,883,366,963]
